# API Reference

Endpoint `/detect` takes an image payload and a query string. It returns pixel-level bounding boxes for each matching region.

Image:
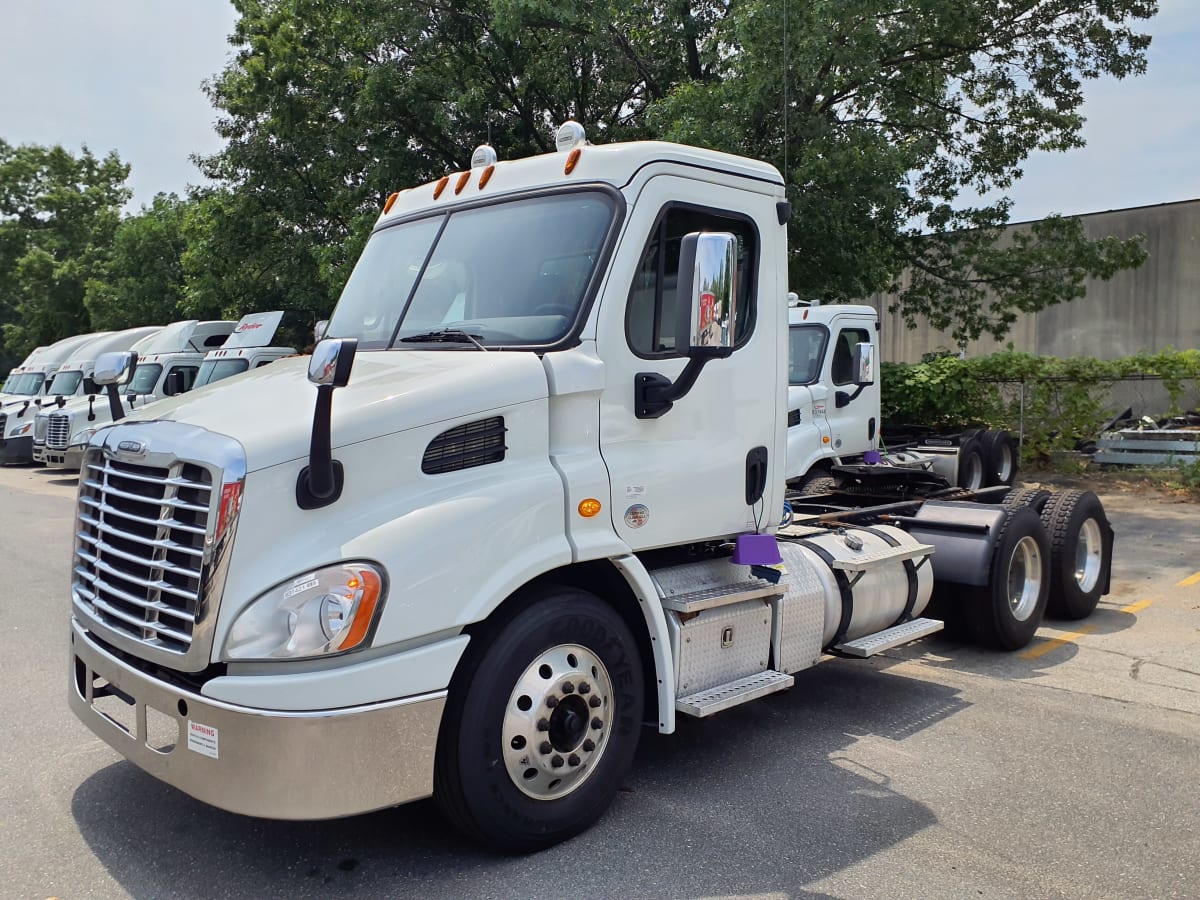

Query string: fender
[610,554,677,734]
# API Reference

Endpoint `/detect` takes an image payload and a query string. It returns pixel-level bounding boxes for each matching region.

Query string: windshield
[195,358,249,387]
[124,363,162,395]
[326,190,616,349]
[789,326,828,385]
[5,372,45,395]
[48,370,84,396]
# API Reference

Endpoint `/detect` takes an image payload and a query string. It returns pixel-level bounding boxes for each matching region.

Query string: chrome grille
[34,412,47,442]
[47,412,71,449]
[0,412,6,435]
[73,454,213,654]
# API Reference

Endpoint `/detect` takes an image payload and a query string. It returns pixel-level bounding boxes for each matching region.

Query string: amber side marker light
[479,164,495,190]
[382,191,400,214]
[578,498,603,518]
[339,568,383,652]
[433,176,450,199]
[454,171,472,194]
[564,147,582,175]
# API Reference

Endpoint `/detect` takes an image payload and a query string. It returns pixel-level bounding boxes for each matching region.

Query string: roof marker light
[564,148,582,175]
[433,176,450,199]
[478,164,495,190]
[454,172,471,194]
[382,191,400,214]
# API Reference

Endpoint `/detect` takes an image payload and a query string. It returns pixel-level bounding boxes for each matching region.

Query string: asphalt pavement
[0,465,1197,899]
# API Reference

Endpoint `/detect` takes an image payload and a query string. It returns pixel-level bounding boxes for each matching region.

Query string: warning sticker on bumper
[187,720,219,759]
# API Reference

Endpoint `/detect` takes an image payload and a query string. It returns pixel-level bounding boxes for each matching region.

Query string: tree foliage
[0,140,130,362]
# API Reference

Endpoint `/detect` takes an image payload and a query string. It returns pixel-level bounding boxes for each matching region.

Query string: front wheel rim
[501,644,614,801]
[1007,535,1043,621]
[1074,518,1104,593]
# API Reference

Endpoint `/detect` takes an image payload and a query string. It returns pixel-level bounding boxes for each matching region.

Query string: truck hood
[120,350,550,472]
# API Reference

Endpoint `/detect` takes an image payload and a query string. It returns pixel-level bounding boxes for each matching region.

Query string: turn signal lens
[578,498,602,517]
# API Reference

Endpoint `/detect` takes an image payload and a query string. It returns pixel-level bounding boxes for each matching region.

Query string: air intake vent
[787,408,801,427]
[422,417,506,474]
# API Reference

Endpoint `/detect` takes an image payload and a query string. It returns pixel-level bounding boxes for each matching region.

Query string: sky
[1,0,1198,222]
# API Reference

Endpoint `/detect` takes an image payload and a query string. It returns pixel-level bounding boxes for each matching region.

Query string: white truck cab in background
[193,311,297,388]
[38,319,236,470]
[67,126,1113,852]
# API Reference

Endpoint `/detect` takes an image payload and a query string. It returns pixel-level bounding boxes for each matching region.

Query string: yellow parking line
[1020,624,1097,660]
[1178,572,1200,588]
[1119,599,1154,615]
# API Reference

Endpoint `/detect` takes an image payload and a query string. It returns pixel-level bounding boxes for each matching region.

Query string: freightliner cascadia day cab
[192,311,298,388]
[0,333,110,463]
[37,319,238,470]
[69,124,1115,851]
[2,346,47,395]
[2,327,165,466]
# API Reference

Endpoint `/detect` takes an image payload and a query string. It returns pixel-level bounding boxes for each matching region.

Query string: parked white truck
[68,126,1114,851]
[37,319,237,470]
[0,333,109,463]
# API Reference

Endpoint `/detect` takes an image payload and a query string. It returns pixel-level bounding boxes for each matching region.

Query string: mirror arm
[835,384,868,409]
[105,384,126,422]
[296,384,345,509]
[635,347,732,419]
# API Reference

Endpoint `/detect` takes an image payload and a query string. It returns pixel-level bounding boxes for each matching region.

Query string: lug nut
[536,718,549,731]
[562,681,575,694]
[578,682,590,694]
[546,695,559,708]
[551,755,564,768]
[588,695,602,708]
[568,754,581,767]
[582,739,595,752]
[539,741,552,754]
[591,717,603,730]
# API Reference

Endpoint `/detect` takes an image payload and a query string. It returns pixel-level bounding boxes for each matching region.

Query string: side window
[831,328,870,386]
[164,365,198,396]
[788,326,828,385]
[627,207,757,357]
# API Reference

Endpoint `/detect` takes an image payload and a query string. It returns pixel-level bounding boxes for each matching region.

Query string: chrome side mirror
[676,232,737,356]
[852,342,875,386]
[308,338,357,388]
[313,319,329,344]
[93,351,137,387]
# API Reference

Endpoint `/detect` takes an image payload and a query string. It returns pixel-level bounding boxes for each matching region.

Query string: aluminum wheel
[1007,535,1044,621]
[995,441,1015,483]
[1074,517,1104,593]
[501,644,614,801]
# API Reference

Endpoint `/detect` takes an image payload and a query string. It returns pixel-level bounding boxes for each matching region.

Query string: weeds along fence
[880,350,1200,463]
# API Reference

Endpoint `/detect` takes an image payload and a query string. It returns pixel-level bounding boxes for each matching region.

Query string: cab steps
[832,617,943,658]
[676,669,794,717]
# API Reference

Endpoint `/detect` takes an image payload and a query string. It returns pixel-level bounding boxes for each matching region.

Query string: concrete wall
[867,198,1200,363]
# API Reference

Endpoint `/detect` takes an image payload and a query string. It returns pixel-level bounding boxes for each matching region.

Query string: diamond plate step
[828,542,934,574]
[833,617,944,658]
[675,670,794,717]
[659,582,784,614]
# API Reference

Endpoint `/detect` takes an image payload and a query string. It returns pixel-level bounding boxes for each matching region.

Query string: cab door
[822,315,879,458]
[594,176,786,550]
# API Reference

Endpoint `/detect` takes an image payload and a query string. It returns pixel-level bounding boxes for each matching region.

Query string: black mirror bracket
[105,384,126,422]
[835,385,867,409]
[297,384,346,509]
[635,347,732,419]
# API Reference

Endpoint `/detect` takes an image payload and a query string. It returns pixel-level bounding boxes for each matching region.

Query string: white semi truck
[0,333,109,463]
[68,127,1114,851]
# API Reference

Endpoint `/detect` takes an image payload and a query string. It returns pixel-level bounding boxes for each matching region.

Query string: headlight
[225,562,385,660]
[13,423,32,436]
[71,428,96,446]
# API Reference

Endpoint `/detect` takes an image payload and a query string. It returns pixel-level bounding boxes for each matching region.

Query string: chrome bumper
[69,621,447,819]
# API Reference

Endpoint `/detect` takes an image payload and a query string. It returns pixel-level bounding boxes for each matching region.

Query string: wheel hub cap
[1074,518,1103,593]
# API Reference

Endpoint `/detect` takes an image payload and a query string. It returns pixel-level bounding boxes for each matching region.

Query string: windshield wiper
[399,329,488,351]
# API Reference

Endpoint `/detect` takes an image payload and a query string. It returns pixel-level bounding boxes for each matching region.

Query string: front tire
[434,586,644,851]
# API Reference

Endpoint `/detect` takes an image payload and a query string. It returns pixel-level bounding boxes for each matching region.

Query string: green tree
[0,140,130,362]
[84,193,191,330]
[200,0,1155,340]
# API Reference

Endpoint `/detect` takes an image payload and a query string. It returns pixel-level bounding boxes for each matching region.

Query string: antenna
[782,0,789,187]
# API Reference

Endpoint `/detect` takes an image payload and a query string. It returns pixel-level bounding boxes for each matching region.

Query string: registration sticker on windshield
[187,721,220,759]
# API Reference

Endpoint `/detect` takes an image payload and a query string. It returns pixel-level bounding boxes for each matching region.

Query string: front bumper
[0,434,32,463]
[40,444,84,470]
[69,621,447,820]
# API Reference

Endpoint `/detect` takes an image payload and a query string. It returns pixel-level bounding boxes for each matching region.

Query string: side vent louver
[422,417,507,474]
[787,408,801,427]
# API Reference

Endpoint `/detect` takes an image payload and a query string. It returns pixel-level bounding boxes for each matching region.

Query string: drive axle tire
[796,473,837,496]
[1002,487,1051,513]
[956,436,987,490]
[982,430,1019,486]
[434,586,644,852]
[1040,489,1111,620]
[965,506,1050,650]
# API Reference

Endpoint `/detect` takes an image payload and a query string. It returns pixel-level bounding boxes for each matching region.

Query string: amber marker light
[564,147,582,175]
[433,176,450,199]
[338,568,383,652]
[382,192,400,214]
[454,171,471,194]
[578,498,603,518]
[822,436,831,444]
[478,164,495,189]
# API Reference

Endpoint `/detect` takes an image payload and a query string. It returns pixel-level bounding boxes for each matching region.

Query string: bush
[881,349,1200,462]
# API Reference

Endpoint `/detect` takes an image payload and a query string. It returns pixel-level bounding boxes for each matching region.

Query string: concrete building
[868,198,1200,363]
